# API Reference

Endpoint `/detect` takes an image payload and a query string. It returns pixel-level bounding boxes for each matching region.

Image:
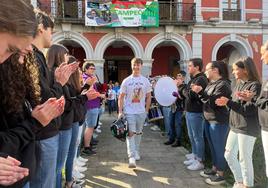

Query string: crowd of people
[1,1,268,188]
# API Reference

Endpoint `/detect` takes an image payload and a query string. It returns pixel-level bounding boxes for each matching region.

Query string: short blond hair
[131,58,143,66]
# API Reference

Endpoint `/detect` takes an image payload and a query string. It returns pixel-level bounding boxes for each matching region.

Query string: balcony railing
[223,8,241,21]
[39,0,196,25]
[159,2,196,25]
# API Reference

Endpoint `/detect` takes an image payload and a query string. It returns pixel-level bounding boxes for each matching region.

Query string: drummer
[163,71,186,147]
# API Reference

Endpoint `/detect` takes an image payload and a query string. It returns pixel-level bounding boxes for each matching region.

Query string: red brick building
[32,0,268,83]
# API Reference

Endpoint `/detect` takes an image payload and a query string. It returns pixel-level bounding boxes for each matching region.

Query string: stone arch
[144,33,192,61]
[52,31,94,59]
[211,34,253,61]
[94,33,144,59]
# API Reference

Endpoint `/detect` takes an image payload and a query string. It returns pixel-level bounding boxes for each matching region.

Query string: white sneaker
[75,160,86,167]
[98,121,102,126]
[95,127,101,133]
[185,153,195,160]
[72,170,85,180]
[128,157,136,168]
[74,165,87,173]
[150,125,161,131]
[187,160,204,171]
[135,152,140,161]
[78,156,88,163]
[183,158,196,166]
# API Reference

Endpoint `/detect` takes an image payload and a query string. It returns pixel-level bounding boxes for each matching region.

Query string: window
[222,0,241,21]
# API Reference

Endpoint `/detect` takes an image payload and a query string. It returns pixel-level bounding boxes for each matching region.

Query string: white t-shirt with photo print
[120,75,152,114]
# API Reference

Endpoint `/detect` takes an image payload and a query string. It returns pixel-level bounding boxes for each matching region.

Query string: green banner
[85,0,159,27]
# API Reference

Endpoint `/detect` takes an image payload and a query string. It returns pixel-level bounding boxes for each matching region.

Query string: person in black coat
[216,57,261,188]
[0,52,65,188]
[192,60,231,185]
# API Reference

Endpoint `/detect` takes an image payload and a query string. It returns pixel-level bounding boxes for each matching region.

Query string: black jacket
[68,85,88,124]
[227,80,261,137]
[181,72,208,112]
[199,79,232,124]
[0,103,40,188]
[256,80,268,131]
[33,45,63,140]
[175,83,186,111]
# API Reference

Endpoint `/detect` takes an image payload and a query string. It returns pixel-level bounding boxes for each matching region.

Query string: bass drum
[154,76,177,107]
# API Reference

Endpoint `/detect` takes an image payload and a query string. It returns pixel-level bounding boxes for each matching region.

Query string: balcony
[39,0,196,25]
[159,2,196,25]
[222,8,241,21]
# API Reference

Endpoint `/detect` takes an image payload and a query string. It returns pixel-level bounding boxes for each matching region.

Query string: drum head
[154,77,177,106]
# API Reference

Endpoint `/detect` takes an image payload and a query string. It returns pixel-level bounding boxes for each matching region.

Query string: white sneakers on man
[135,152,140,161]
[74,166,87,173]
[183,158,196,166]
[128,157,136,168]
[77,156,88,163]
[187,160,204,171]
[72,170,85,180]
[185,153,195,160]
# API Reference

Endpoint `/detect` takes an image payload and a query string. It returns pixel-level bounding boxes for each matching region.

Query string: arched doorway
[152,43,181,78]
[59,40,86,64]
[216,42,248,87]
[103,41,134,83]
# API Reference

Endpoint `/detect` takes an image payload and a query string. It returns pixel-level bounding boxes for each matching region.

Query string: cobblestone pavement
[83,113,225,188]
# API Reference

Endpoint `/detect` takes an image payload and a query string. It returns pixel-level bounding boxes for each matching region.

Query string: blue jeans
[126,113,147,158]
[30,134,59,188]
[66,122,80,182]
[162,106,172,136]
[185,112,204,161]
[107,99,115,114]
[56,129,72,188]
[204,120,229,171]
[174,111,183,141]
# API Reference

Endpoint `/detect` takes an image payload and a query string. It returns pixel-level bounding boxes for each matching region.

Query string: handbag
[110,117,128,142]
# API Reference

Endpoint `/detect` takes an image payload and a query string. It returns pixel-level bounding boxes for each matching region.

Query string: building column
[85,59,105,83]
[263,35,268,81]
[263,0,268,24]
[192,32,202,58]
[194,0,203,22]
[142,59,153,77]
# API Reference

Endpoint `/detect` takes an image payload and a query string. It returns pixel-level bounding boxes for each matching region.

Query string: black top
[175,83,186,111]
[199,79,232,124]
[227,80,261,137]
[33,45,63,140]
[256,80,268,131]
[0,103,40,188]
[181,72,208,112]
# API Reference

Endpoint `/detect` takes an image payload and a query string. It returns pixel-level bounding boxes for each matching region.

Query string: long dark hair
[211,60,229,80]
[68,56,81,92]
[234,56,260,82]
[0,53,40,113]
[0,0,37,37]
[46,44,69,70]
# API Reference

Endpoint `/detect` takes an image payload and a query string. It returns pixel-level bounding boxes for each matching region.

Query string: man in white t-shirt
[118,58,152,168]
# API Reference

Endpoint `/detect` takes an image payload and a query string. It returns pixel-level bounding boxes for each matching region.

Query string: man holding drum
[118,58,152,168]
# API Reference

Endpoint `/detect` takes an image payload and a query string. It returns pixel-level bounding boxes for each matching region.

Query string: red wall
[246,0,262,9]
[132,33,156,49]
[83,33,106,49]
[152,46,180,76]
[247,34,263,77]
[246,13,262,20]
[202,12,219,20]
[202,34,227,67]
[202,0,219,7]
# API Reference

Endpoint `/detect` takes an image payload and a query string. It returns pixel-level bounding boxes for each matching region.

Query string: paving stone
[83,113,225,188]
